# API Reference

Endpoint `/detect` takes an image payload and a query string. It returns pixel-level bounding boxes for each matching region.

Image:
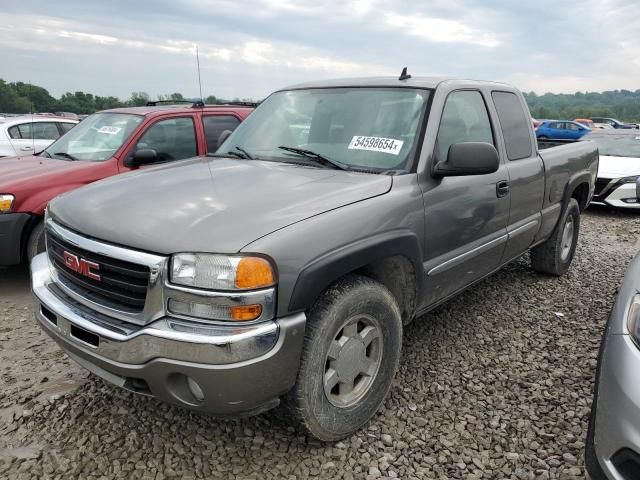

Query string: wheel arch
[287,231,423,324]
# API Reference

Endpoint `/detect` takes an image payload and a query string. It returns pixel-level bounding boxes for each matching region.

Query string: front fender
[288,230,423,312]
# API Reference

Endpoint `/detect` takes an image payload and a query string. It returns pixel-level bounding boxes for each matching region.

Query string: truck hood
[598,155,640,179]
[0,156,99,191]
[50,158,392,254]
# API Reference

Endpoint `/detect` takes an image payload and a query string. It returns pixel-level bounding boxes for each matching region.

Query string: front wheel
[26,220,46,262]
[285,275,402,441]
[531,198,580,276]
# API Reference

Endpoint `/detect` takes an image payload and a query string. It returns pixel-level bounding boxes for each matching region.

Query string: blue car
[536,120,591,141]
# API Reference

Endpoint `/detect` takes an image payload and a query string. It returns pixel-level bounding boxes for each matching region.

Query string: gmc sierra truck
[31,75,598,441]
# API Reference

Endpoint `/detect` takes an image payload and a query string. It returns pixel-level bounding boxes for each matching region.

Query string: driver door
[421,89,510,306]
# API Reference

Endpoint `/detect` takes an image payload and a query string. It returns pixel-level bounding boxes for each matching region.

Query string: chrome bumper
[32,253,306,414]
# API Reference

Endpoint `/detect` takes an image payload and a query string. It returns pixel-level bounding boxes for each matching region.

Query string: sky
[1,0,638,101]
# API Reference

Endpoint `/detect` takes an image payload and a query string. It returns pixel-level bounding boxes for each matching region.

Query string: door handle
[496,180,510,198]
[20,146,34,151]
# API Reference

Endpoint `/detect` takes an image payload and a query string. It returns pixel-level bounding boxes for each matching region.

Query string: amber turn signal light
[235,257,275,289]
[230,304,262,321]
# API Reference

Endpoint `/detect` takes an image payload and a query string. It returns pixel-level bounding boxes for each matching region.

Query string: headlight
[621,176,640,184]
[627,294,640,342]
[168,253,276,322]
[170,253,276,290]
[0,194,14,213]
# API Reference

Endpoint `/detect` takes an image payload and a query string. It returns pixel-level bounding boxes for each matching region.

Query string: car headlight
[627,294,640,342]
[621,176,640,184]
[168,253,276,322]
[170,253,276,290]
[0,194,14,213]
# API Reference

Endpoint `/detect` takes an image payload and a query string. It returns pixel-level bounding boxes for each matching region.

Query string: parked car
[586,250,640,479]
[590,117,637,129]
[31,75,597,441]
[0,116,78,157]
[0,102,253,266]
[575,118,604,130]
[584,130,640,210]
[536,120,591,141]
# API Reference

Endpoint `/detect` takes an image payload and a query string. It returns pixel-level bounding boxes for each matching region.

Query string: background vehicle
[536,120,591,140]
[0,115,77,157]
[575,118,603,130]
[591,117,637,129]
[0,101,253,266]
[583,130,640,209]
[32,76,597,441]
[586,250,640,479]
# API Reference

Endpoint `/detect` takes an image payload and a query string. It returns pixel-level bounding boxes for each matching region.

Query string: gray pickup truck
[31,75,598,441]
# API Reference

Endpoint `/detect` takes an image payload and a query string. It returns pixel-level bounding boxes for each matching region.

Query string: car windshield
[582,132,640,157]
[218,87,431,172]
[43,112,143,161]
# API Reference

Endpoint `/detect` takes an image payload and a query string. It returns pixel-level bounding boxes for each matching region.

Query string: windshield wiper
[53,152,79,161]
[277,146,350,171]
[39,150,52,158]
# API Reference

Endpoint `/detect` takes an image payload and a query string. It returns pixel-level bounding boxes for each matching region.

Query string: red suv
[0,101,253,265]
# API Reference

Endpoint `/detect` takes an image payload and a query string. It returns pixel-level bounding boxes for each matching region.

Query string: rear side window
[436,90,494,161]
[59,123,75,134]
[491,91,533,160]
[203,115,241,152]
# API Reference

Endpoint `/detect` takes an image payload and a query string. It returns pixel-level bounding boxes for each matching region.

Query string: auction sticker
[98,126,122,135]
[348,136,404,155]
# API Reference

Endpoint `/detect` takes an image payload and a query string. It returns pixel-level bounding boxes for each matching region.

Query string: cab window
[435,90,494,161]
[203,115,240,152]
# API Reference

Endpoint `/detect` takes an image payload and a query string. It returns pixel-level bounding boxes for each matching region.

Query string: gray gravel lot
[1,208,639,480]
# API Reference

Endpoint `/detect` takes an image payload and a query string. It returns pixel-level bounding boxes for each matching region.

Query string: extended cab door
[490,91,544,262]
[421,89,509,305]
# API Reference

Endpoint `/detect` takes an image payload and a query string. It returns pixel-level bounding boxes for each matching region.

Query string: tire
[26,220,46,262]
[285,275,403,441]
[531,198,580,276]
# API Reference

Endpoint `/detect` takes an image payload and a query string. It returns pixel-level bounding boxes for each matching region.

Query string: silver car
[586,251,640,479]
[0,115,77,157]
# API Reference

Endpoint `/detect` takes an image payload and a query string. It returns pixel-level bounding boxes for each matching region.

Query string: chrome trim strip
[427,234,508,276]
[32,253,280,365]
[507,219,540,238]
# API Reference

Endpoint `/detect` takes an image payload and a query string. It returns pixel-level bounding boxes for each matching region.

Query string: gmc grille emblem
[62,251,101,281]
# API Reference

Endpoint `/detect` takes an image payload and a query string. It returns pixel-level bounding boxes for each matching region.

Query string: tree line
[0,79,248,115]
[1,78,639,121]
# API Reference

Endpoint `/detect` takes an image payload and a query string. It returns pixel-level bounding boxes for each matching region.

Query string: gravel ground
[1,207,639,480]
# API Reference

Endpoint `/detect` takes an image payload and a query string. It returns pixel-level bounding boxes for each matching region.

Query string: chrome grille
[47,231,150,312]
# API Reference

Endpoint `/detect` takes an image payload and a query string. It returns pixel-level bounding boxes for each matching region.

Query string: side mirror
[433,142,500,177]
[124,148,158,168]
[216,130,233,150]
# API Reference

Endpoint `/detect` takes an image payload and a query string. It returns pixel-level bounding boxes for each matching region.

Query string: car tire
[285,274,403,441]
[26,220,46,262]
[531,198,580,276]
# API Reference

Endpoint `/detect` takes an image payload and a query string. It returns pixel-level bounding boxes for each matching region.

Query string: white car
[0,116,78,158]
[586,130,640,209]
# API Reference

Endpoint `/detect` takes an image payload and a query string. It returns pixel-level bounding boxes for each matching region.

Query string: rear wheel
[26,220,46,262]
[285,275,402,441]
[531,198,580,275]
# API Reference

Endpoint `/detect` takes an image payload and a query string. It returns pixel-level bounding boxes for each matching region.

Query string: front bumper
[592,182,640,210]
[0,212,30,265]
[591,332,640,479]
[31,253,306,415]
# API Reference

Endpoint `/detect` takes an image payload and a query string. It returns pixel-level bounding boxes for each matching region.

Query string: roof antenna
[195,44,203,103]
[399,67,411,81]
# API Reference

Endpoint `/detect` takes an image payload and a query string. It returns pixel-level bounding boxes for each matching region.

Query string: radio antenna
[195,44,203,103]
[29,80,35,154]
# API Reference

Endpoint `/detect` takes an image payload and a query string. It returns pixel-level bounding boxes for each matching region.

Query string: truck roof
[281,76,515,91]
[99,104,255,118]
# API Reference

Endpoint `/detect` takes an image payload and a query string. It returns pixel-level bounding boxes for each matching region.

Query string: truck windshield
[582,132,640,158]
[218,87,431,172]
[43,113,143,161]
